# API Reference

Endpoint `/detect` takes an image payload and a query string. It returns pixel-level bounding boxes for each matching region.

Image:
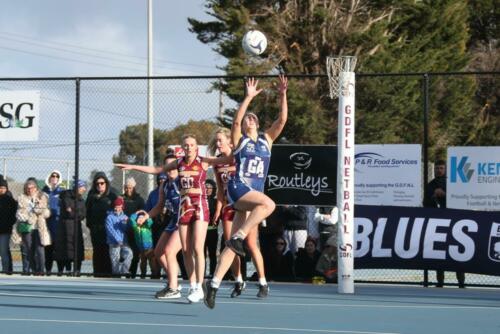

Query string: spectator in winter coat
[0,177,17,273]
[54,180,86,276]
[316,236,338,283]
[295,237,321,282]
[129,210,158,278]
[281,205,308,254]
[265,236,295,282]
[122,176,145,278]
[86,172,117,277]
[42,170,66,275]
[13,178,51,275]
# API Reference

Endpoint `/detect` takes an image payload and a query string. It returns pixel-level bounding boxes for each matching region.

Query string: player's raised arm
[115,159,177,174]
[115,163,163,174]
[232,77,262,146]
[265,75,288,143]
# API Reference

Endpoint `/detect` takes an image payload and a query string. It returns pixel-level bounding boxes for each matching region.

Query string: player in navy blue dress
[204,75,288,309]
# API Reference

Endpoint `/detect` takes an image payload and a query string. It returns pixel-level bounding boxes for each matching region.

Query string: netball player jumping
[208,127,267,298]
[204,75,288,309]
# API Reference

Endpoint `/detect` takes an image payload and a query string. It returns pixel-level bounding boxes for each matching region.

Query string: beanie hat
[125,177,136,188]
[156,172,167,184]
[73,179,87,189]
[113,197,125,208]
[0,178,7,188]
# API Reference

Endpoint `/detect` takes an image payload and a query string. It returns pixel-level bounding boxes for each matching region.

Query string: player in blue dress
[204,75,288,309]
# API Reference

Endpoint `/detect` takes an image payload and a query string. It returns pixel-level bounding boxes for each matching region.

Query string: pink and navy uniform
[162,177,180,232]
[227,133,271,204]
[177,156,209,224]
[214,156,237,221]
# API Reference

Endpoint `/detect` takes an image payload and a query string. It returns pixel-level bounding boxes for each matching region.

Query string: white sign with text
[354,144,422,206]
[447,146,500,211]
[0,91,40,141]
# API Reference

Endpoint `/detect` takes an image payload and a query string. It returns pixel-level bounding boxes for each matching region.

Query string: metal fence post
[422,73,430,287]
[74,78,81,276]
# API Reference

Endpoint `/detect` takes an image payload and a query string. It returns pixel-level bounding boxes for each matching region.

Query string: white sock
[259,277,267,286]
[233,230,247,239]
[236,275,243,283]
[211,277,221,289]
[196,282,202,290]
[190,282,197,290]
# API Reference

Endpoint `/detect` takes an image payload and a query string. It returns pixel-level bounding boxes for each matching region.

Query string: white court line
[0,291,498,310]
[0,318,399,334]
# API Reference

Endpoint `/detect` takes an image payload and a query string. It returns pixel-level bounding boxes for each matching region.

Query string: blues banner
[265,145,337,205]
[354,205,500,276]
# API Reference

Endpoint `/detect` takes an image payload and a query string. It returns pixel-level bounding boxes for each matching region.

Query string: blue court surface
[0,276,499,334]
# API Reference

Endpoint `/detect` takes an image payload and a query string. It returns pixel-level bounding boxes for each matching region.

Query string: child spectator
[129,210,158,278]
[105,197,132,276]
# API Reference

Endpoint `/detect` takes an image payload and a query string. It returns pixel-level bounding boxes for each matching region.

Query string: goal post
[327,56,357,294]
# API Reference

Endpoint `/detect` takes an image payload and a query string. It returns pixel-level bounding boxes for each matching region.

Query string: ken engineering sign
[0,91,40,141]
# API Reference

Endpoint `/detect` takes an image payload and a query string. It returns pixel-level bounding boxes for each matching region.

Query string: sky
[0,0,224,77]
[0,0,230,189]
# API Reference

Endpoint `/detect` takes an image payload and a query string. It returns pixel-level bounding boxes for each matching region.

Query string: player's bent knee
[263,198,275,214]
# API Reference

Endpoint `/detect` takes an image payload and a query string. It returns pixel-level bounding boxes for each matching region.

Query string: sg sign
[0,91,40,141]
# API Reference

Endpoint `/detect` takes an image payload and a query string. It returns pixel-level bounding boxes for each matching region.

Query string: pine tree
[188,0,483,157]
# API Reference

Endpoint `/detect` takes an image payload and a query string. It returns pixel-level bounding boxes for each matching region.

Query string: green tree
[113,120,219,165]
[189,0,484,158]
[464,0,499,147]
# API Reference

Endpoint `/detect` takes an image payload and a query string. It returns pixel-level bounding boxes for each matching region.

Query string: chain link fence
[0,72,498,286]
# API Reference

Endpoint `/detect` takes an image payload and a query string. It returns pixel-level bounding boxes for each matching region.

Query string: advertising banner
[0,91,40,141]
[447,147,500,211]
[265,145,336,206]
[354,205,500,276]
[354,144,422,207]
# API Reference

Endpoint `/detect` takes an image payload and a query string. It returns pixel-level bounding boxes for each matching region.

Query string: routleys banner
[0,91,40,141]
[265,145,336,205]
[354,205,500,276]
[354,144,422,207]
[447,147,500,211]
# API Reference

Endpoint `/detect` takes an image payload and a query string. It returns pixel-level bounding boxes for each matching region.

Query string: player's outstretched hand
[246,77,263,98]
[277,74,288,95]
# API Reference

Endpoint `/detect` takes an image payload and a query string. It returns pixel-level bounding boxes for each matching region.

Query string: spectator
[145,172,168,279]
[295,236,321,282]
[12,178,51,275]
[54,180,87,276]
[204,179,218,277]
[129,211,158,279]
[314,206,338,251]
[315,236,338,283]
[122,176,145,278]
[282,205,308,254]
[424,159,465,288]
[105,197,132,276]
[86,172,117,277]
[146,173,168,242]
[265,236,295,282]
[42,170,67,275]
[0,177,17,274]
[0,174,13,198]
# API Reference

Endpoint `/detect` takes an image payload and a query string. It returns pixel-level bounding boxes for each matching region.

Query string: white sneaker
[187,287,204,303]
